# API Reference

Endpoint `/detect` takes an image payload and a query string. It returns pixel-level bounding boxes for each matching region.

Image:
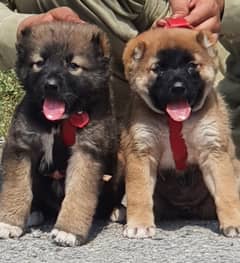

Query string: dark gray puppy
[0,22,118,246]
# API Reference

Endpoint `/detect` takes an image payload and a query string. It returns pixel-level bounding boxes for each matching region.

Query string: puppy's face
[123,28,218,120]
[16,22,110,121]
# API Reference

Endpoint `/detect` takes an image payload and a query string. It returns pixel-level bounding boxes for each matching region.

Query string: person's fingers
[188,0,198,9]
[17,13,54,37]
[186,6,211,26]
[17,7,85,39]
[185,1,219,27]
[151,0,189,28]
[48,7,84,23]
[189,0,224,12]
[194,17,220,33]
[170,0,189,17]
[154,19,167,27]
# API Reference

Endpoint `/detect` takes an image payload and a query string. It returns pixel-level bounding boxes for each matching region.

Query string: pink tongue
[166,101,191,122]
[43,99,65,121]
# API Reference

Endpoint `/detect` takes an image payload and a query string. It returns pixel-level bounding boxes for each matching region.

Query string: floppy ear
[196,31,218,58]
[132,41,146,60]
[91,31,111,59]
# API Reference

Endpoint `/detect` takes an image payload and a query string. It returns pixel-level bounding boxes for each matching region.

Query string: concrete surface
[0,220,240,263]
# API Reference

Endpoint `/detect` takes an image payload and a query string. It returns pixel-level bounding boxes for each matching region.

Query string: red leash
[157,17,192,171]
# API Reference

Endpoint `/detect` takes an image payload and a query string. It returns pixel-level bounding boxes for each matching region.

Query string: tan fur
[53,148,101,239]
[0,148,32,227]
[121,28,240,238]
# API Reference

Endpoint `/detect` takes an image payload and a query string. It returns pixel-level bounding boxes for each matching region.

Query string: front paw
[219,210,240,237]
[123,224,156,239]
[0,222,23,239]
[51,228,85,247]
[221,225,240,238]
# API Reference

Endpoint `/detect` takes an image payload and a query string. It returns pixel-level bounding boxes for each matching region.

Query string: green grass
[0,70,23,138]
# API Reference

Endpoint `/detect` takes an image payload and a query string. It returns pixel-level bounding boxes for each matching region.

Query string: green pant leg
[217,0,240,157]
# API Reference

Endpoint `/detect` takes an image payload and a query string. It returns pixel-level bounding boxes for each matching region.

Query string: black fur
[149,48,205,111]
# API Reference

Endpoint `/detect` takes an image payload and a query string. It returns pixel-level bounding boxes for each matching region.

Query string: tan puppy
[121,27,240,238]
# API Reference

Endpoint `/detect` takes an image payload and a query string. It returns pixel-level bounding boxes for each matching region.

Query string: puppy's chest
[39,128,70,177]
[158,119,219,170]
[135,122,203,169]
[159,129,197,169]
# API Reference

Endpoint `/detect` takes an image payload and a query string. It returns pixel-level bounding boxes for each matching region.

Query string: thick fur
[0,22,117,246]
[121,28,240,238]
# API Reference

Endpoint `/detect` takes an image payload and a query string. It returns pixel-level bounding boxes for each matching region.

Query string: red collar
[156,17,193,29]
[157,17,192,171]
[61,112,89,146]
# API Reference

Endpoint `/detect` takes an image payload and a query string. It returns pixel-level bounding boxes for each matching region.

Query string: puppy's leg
[51,151,101,246]
[232,158,240,195]
[110,151,126,222]
[124,153,157,239]
[200,151,240,237]
[0,149,32,238]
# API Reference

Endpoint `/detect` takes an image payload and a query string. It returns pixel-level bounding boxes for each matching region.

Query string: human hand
[17,7,85,37]
[169,0,190,18]
[185,0,224,33]
[154,0,189,27]
[154,0,224,33]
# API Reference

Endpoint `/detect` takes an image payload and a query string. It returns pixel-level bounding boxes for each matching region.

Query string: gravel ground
[0,220,240,263]
[0,146,240,263]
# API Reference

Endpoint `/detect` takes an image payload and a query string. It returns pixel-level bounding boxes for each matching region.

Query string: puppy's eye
[32,60,45,71]
[68,62,80,71]
[150,63,158,72]
[67,61,84,76]
[187,62,197,75]
[150,64,164,76]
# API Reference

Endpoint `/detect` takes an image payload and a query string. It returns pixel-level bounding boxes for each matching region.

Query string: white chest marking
[41,129,56,166]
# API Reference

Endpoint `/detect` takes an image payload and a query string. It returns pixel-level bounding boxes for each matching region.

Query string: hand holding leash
[154,0,224,33]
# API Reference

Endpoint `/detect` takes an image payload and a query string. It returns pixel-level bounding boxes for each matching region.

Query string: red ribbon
[61,112,89,146]
[156,17,193,29]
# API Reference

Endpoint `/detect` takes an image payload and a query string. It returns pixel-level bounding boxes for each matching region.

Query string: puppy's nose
[171,81,186,95]
[45,78,59,91]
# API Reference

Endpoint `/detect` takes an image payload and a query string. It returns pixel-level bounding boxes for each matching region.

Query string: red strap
[156,17,193,29]
[61,112,89,146]
[69,112,90,128]
[168,116,188,171]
